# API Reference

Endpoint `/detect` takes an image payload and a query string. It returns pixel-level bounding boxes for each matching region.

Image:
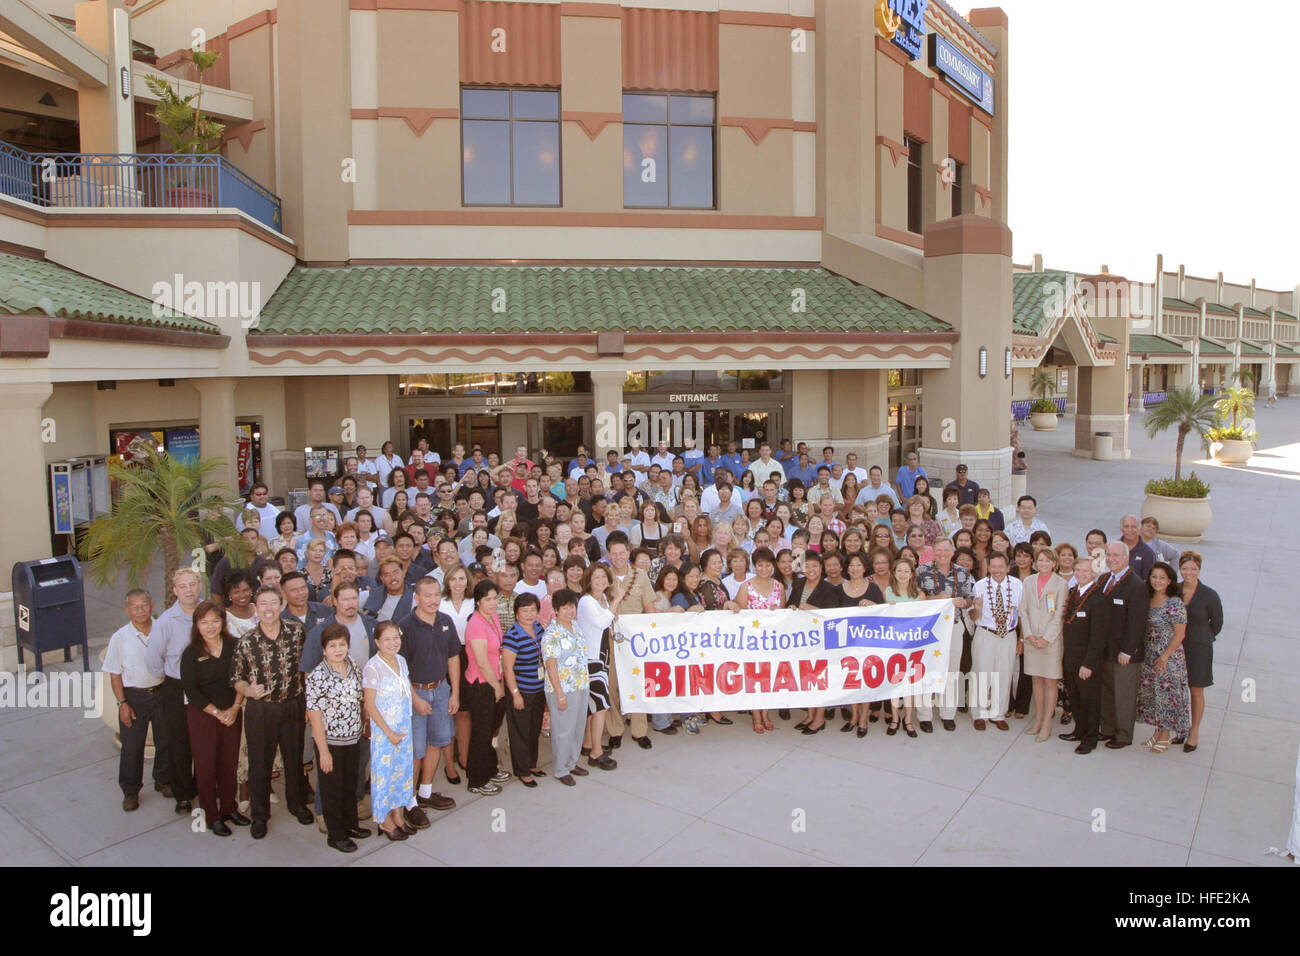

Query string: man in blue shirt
[895,450,927,500]
[785,451,818,489]
[719,441,745,481]
[603,449,624,475]
[697,443,723,487]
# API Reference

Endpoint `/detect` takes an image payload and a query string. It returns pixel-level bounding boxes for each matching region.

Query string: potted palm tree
[1142,387,1218,541]
[1209,373,1257,464]
[80,444,245,603]
[1028,368,1059,431]
[143,49,226,208]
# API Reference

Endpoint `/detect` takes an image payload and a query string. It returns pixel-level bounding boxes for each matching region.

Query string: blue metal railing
[0,141,281,231]
[1143,391,1168,407]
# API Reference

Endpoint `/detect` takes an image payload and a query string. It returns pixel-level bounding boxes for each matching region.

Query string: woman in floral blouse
[541,589,589,787]
[305,623,368,853]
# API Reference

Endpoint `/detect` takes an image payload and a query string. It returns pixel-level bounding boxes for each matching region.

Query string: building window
[905,135,923,234]
[461,88,561,206]
[398,373,590,396]
[623,93,715,209]
[950,160,963,218]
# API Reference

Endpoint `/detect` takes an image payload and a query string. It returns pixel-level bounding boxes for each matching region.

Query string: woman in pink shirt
[464,579,510,795]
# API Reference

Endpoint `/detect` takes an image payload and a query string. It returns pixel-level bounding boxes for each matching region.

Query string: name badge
[1113,598,1124,606]
[1046,594,1057,614]
[1076,611,1086,618]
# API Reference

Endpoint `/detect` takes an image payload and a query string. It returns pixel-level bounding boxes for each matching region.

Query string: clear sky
[986,0,1299,293]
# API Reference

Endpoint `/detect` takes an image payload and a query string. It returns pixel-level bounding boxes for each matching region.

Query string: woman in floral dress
[1136,562,1190,753]
[540,589,589,786]
[363,620,414,839]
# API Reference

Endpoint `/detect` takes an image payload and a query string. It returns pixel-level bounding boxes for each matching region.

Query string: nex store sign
[876,0,927,61]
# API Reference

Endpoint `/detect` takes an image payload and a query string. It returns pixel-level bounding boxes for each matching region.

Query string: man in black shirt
[398,577,462,815]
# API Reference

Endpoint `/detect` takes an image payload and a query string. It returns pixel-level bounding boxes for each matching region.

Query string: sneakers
[654,724,678,735]
[469,782,502,795]
[683,716,701,735]
[490,770,511,784]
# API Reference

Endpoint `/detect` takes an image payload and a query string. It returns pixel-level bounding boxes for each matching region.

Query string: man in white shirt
[699,473,730,514]
[970,552,1023,731]
[857,465,900,509]
[104,589,168,811]
[375,441,404,489]
[748,441,786,487]
[514,552,548,600]
[568,450,595,478]
[236,483,281,531]
[354,444,381,481]
[415,438,442,467]
[650,440,676,472]
[626,441,651,476]
[842,452,869,484]
[1006,494,1051,545]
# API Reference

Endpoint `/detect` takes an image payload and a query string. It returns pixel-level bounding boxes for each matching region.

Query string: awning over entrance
[248,265,958,369]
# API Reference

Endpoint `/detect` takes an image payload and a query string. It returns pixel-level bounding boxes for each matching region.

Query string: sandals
[752,720,765,735]
[1150,738,1170,754]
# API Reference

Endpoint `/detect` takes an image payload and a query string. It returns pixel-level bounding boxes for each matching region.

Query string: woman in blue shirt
[502,593,547,787]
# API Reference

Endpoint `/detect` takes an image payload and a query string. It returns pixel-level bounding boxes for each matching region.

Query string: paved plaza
[3,405,1298,867]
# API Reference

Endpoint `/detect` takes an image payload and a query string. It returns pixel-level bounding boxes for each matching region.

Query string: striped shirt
[502,621,545,695]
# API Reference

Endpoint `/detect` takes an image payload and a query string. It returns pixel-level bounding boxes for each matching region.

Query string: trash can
[11,555,89,672]
[1092,431,1114,462]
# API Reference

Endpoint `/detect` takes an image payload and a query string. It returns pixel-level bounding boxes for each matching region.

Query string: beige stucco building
[0,0,1141,659]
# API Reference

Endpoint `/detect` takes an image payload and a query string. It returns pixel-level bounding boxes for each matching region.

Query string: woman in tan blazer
[1019,546,1068,742]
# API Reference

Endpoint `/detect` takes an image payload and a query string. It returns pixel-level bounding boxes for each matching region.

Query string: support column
[1129,360,1144,412]
[1065,367,1078,415]
[824,369,890,467]
[591,370,625,458]
[919,215,1014,508]
[192,378,239,496]
[0,381,55,669]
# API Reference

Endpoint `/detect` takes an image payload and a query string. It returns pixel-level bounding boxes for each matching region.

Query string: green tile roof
[253,266,951,335]
[1205,301,1236,316]
[1197,338,1232,356]
[1012,270,1074,336]
[1097,332,1116,344]
[1240,305,1269,318]
[1239,341,1267,356]
[1163,297,1198,313]
[1277,310,1297,321]
[1277,344,1298,356]
[1129,334,1187,356]
[0,252,218,334]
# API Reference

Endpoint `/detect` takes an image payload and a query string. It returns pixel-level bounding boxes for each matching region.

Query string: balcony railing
[0,142,281,231]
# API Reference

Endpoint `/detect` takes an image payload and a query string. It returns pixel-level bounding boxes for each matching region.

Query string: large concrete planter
[1141,492,1212,542]
[1030,411,1057,431]
[1213,439,1254,464]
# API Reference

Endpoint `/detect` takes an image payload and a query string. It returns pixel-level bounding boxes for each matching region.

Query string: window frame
[904,134,924,234]
[460,87,563,208]
[621,91,718,211]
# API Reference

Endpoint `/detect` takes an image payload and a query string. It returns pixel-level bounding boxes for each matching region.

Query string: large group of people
[101,435,1224,851]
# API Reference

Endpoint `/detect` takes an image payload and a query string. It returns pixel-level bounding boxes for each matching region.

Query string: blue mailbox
[12,555,89,672]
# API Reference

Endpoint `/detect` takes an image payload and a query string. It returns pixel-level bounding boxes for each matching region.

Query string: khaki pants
[603,656,648,740]
[972,627,1016,720]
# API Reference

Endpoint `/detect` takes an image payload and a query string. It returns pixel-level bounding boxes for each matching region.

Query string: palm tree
[1144,388,1219,480]
[81,446,245,606]
[1029,368,1057,400]
[1214,385,1255,431]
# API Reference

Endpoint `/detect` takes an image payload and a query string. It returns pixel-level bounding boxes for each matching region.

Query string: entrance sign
[612,600,957,712]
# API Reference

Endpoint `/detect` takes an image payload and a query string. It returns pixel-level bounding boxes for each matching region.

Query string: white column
[192,378,239,495]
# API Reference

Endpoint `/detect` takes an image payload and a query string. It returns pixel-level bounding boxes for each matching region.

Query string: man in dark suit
[1058,556,1110,754]
[1098,541,1149,748]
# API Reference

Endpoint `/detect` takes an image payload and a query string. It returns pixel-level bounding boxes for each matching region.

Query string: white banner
[612,599,958,713]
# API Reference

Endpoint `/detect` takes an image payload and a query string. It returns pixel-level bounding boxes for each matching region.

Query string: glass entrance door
[733,411,770,449]
[405,416,453,458]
